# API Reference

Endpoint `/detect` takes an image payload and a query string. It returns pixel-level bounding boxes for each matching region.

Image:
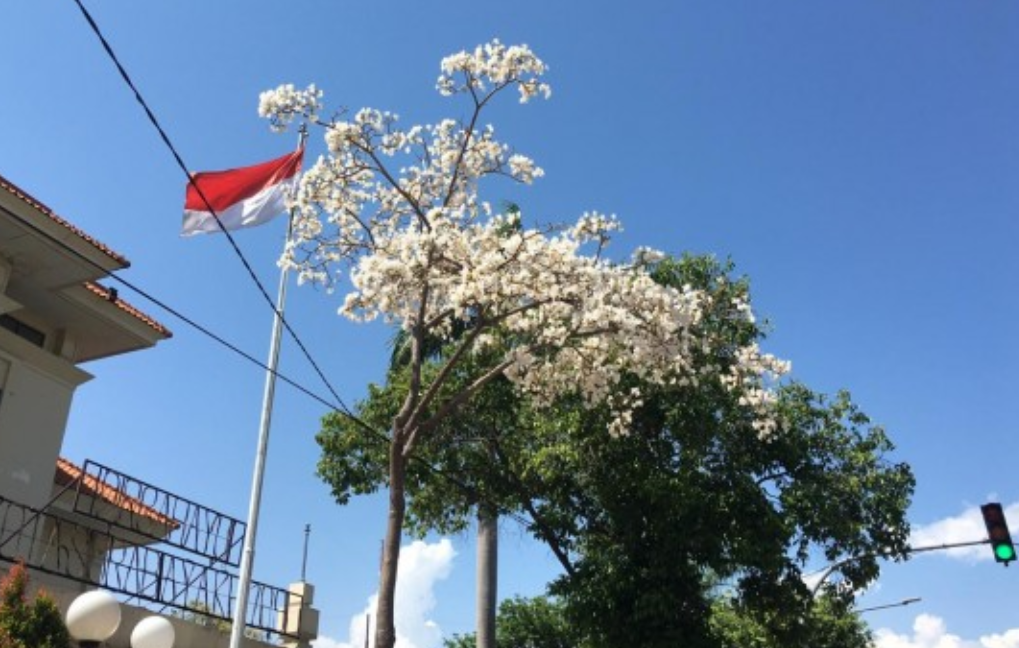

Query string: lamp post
[66,590,121,648]
[66,590,175,648]
[130,616,176,648]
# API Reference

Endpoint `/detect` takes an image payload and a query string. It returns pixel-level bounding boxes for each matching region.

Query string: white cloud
[874,614,1019,648]
[909,502,1019,562]
[874,614,974,648]
[985,631,1019,648]
[316,538,457,648]
[313,636,348,648]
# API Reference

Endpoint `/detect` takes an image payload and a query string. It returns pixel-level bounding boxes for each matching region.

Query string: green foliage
[443,592,874,648]
[710,594,872,648]
[317,253,915,647]
[533,255,914,646]
[444,596,584,648]
[0,563,70,648]
[317,327,527,536]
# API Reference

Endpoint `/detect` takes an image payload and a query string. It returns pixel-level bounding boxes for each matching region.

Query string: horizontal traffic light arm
[810,539,992,596]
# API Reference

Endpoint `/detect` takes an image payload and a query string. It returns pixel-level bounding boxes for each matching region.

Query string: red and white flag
[182,148,304,236]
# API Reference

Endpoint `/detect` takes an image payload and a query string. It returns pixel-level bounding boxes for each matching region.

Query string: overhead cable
[66,0,542,536]
[70,0,353,420]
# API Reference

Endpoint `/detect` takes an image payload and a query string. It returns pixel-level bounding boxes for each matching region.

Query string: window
[0,314,45,348]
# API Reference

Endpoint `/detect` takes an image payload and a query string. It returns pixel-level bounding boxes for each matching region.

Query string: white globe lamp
[130,615,176,648]
[66,590,122,648]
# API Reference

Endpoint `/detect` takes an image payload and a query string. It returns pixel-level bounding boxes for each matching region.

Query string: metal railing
[74,460,246,567]
[0,493,298,638]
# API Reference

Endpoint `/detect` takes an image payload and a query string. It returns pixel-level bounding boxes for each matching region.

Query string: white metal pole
[229,128,307,648]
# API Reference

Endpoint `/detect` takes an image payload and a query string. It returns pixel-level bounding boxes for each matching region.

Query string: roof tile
[55,457,180,530]
[84,282,172,338]
[0,173,130,267]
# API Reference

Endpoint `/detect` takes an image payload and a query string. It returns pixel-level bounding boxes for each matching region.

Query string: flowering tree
[318,255,914,647]
[259,40,788,648]
[0,563,69,648]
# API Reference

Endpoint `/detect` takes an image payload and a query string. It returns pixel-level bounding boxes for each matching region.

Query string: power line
[65,0,545,542]
[20,193,540,537]
[69,0,352,420]
[10,206,343,414]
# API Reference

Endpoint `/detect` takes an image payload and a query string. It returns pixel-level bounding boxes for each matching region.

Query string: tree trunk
[476,505,498,648]
[375,438,408,648]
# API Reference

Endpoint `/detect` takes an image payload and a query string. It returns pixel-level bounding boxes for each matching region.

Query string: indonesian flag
[182,147,304,236]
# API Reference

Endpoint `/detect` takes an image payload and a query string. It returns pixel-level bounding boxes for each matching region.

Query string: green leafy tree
[318,331,524,537]
[318,324,522,648]
[317,254,915,647]
[710,594,872,648]
[443,596,584,648]
[443,592,872,648]
[266,41,796,648]
[0,563,70,648]
[520,255,914,647]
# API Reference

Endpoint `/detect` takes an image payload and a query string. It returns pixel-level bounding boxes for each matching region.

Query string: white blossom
[507,154,544,184]
[258,83,322,132]
[632,246,666,266]
[437,40,551,103]
[259,39,787,440]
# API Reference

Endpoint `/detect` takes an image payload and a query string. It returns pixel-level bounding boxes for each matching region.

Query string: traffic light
[980,503,1016,566]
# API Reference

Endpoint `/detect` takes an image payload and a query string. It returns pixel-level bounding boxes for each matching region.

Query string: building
[0,173,317,648]
[0,174,171,511]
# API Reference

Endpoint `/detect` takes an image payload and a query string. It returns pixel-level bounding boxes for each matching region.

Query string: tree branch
[405,355,514,456]
[491,441,577,578]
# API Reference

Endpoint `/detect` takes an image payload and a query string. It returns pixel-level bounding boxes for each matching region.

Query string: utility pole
[301,524,311,582]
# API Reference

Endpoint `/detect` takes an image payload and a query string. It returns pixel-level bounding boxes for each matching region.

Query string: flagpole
[229,126,308,648]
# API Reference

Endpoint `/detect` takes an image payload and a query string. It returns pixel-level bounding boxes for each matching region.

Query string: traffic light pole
[857,597,922,614]
[809,539,991,597]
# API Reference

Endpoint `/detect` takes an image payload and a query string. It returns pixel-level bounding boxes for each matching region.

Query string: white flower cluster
[261,40,786,440]
[258,84,322,133]
[437,39,551,103]
[722,343,792,440]
[731,295,756,324]
[508,154,544,184]
[573,211,621,241]
[335,210,707,405]
[632,246,667,267]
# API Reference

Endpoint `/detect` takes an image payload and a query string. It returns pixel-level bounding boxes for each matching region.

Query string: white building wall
[0,335,90,510]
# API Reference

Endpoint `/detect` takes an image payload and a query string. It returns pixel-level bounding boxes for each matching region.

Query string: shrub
[0,562,70,648]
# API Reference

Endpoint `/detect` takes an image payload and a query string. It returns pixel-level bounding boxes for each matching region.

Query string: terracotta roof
[0,173,130,268]
[55,457,180,530]
[0,172,170,339]
[84,282,173,339]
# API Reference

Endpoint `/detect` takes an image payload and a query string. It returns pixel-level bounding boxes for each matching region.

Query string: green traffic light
[995,544,1016,562]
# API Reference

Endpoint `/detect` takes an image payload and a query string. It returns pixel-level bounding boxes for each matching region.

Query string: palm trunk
[476,505,498,648]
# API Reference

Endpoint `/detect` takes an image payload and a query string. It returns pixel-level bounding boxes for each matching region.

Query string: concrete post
[280,581,320,648]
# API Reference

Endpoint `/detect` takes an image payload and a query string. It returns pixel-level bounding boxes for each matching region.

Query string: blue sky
[4,2,1019,646]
